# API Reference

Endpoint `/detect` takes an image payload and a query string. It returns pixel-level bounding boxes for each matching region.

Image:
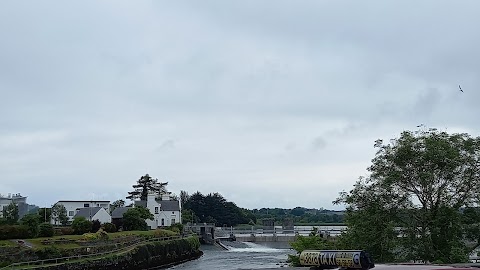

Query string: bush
[39,223,54,237]
[72,217,92,234]
[91,219,101,233]
[102,222,117,233]
[20,214,41,238]
[53,226,75,236]
[83,228,109,241]
[0,225,30,240]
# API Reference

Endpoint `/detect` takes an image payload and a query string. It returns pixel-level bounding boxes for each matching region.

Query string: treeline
[180,191,343,227]
[251,207,344,224]
[181,191,256,227]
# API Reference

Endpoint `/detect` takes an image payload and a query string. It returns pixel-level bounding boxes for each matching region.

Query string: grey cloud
[1,1,480,209]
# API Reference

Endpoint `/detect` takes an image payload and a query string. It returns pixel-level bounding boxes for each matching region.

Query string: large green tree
[20,213,41,238]
[51,203,69,225]
[122,206,153,231]
[183,192,251,226]
[126,174,168,201]
[335,129,480,263]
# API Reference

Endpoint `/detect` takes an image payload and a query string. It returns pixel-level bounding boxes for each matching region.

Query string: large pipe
[299,250,374,270]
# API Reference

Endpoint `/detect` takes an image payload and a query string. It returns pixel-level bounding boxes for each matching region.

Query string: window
[172,211,174,214]
[154,207,159,214]
[161,218,164,226]
[97,204,100,207]
[172,218,175,224]
[83,203,89,207]
[68,211,75,216]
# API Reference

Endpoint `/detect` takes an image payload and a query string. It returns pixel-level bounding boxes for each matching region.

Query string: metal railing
[0,234,195,270]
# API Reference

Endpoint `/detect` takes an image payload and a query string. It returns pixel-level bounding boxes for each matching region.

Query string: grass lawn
[22,231,157,249]
[0,239,16,246]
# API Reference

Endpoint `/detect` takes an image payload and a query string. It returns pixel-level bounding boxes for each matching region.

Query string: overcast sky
[1,1,479,210]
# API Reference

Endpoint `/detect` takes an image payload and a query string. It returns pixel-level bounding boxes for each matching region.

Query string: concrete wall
[235,234,297,242]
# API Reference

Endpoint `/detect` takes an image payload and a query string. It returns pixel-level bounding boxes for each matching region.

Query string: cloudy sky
[1,1,479,210]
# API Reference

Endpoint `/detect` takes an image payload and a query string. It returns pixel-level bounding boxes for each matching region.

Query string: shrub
[72,217,92,234]
[20,214,41,238]
[0,225,30,240]
[102,222,117,233]
[53,227,74,236]
[91,219,101,233]
[38,223,54,237]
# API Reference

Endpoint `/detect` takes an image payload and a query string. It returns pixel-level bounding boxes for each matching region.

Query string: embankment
[3,236,202,270]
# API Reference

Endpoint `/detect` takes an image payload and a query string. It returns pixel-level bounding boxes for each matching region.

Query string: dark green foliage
[251,207,344,224]
[127,174,168,201]
[35,246,62,259]
[91,219,101,232]
[38,223,54,237]
[183,192,250,226]
[20,213,41,238]
[102,222,117,233]
[38,208,52,223]
[0,225,30,239]
[335,129,480,263]
[2,202,19,224]
[123,206,153,231]
[71,217,93,234]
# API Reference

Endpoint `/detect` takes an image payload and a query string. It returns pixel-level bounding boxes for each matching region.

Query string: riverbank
[1,231,202,269]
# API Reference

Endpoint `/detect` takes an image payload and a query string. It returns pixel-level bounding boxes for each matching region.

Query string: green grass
[0,239,16,246]
[21,231,156,249]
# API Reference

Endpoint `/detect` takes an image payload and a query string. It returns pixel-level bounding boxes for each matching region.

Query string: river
[168,241,295,270]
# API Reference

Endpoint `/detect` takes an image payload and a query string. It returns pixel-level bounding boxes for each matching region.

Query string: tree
[38,208,52,223]
[20,213,41,238]
[2,202,19,224]
[51,203,69,225]
[183,191,249,226]
[122,206,153,231]
[180,190,190,207]
[91,219,101,233]
[111,199,125,213]
[335,129,480,263]
[71,217,93,234]
[38,223,54,237]
[126,174,168,201]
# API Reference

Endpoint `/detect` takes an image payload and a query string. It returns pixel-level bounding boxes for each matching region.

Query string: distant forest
[180,191,344,227]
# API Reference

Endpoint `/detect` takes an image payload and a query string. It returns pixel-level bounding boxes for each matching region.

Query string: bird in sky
[459,85,464,92]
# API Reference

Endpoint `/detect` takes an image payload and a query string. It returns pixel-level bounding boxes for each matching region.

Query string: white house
[134,192,181,229]
[51,200,110,224]
[74,207,112,224]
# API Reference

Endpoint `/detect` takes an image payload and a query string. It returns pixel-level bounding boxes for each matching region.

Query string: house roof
[111,207,131,219]
[160,200,180,211]
[74,207,104,219]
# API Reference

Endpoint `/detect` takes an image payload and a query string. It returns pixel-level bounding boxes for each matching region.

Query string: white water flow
[168,242,293,270]
[228,242,285,253]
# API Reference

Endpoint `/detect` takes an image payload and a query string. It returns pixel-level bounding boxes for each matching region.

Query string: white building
[0,193,28,218]
[74,207,112,224]
[134,193,181,229]
[51,200,110,224]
